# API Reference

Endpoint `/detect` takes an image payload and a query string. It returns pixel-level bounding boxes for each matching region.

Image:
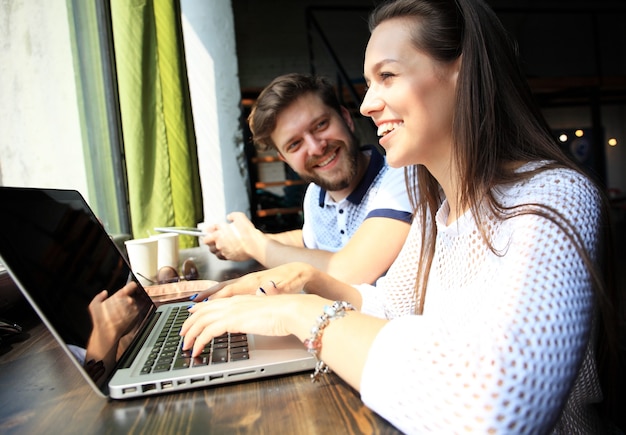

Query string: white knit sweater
[356,164,605,434]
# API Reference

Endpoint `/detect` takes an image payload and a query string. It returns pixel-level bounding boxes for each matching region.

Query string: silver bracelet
[304,300,355,382]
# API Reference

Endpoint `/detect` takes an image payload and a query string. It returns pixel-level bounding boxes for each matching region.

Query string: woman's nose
[360,87,382,117]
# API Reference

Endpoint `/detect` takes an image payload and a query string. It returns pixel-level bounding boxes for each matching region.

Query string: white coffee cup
[124,238,158,286]
[151,232,179,270]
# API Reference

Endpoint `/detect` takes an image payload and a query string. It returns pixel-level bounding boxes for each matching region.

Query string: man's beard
[298,136,361,192]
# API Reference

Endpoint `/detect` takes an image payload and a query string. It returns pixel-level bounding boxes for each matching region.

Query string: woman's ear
[451,54,462,83]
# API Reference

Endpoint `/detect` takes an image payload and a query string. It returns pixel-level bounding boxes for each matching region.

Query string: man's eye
[286,140,301,151]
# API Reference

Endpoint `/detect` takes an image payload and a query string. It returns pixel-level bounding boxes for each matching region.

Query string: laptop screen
[0,187,154,391]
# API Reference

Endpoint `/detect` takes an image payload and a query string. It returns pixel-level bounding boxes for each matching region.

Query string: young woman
[182,0,621,432]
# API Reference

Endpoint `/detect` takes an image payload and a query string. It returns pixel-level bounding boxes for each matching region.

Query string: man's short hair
[248,73,343,152]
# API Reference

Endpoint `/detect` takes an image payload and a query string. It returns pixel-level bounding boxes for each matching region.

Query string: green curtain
[110,0,203,248]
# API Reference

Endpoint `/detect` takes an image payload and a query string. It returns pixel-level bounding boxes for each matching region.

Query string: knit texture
[357,164,604,434]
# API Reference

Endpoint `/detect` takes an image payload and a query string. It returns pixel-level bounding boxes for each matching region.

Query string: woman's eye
[380,72,394,81]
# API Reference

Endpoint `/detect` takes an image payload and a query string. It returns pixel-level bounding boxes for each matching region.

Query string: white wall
[180,1,249,224]
[0,0,89,197]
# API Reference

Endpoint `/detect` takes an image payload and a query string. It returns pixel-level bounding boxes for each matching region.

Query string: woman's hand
[181,292,379,391]
[190,262,316,301]
[190,262,363,309]
[180,293,327,357]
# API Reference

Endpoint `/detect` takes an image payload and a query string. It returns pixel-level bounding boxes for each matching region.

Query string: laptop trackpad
[250,334,301,350]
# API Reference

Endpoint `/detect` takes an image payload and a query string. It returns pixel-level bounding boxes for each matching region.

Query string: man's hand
[88,283,140,344]
[200,212,262,261]
[85,282,141,371]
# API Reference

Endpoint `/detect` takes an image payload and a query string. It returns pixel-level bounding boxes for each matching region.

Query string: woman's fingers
[256,279,279,296]
[180,295,297,356]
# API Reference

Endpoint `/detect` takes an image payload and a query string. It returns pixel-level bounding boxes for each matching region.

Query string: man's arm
[248,216,410,284]
[265,228,304,247]
[203,212,409,284]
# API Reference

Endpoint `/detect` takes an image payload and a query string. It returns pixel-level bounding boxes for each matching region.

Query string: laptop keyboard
[141,306,250,374]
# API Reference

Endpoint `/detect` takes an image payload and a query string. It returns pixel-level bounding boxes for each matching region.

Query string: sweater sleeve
[354,283,387,318]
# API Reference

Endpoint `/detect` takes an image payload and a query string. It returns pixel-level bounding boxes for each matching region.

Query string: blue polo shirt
[301,146,412,251]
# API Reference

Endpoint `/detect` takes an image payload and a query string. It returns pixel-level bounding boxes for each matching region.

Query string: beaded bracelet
[304,300,355,382]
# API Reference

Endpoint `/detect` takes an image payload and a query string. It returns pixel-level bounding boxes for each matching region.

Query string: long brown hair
[369,0,621,419]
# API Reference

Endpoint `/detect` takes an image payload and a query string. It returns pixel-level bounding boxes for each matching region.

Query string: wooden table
[0,247,401,434]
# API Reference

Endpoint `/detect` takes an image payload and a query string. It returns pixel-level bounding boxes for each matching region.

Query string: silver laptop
[0,186,315,399]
